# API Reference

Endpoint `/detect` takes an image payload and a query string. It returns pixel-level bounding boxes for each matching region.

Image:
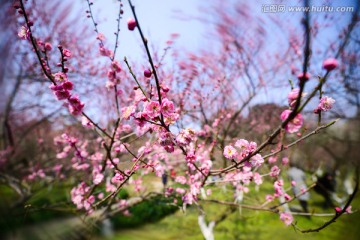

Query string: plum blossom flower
[176,128,195,146]
[159,132,175,153]
[99,47,114,58]
[176,188,186,195]
[235,139,249,149]
[280,212,293,226]
[253,172,263,185]
[323,58,338,71]
[111,172,125,184]
[282,157,289,165]
[121,106,135,120]
[280,109,303,133]
[68,95,85,115]
[266,194,274,202]
[54,89,70,100]
[111,60,122,72]
[270,165,281,177]
[62,49,72,58]
[145,101,161,119]
[175,176,187,185]
[287,88,306,108]
[268,156,277,164]
[18,26,30,40]
[93,172,104,185]
[249,154,264,167]
[161,98,175,117]
[62,81,73,90]
[71,182,91,210]
[274,179,284,196]
[107,70,116,81]
[81,116,92,128]
[223,145,238,159]
[97,33,106,41]
[317,96,335,112]
[53,72,68,82]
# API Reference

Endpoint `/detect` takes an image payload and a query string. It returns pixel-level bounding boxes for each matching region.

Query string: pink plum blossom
[223,145,238,159]
[175,176,187,184]
[253,172,263,185]
[287,88,306,108]
[249,154,264,167]
[145,101,161,119]
[270,165,281,177]
[62,48,72,58]
[62,81,73,90]
[176,128,195,146]
[121,106,135,120]
[161,98,175,117]
[266,194,274,202]
[111,60,122,72]
[54,89,70,100]
[280,212,293,226]
[280,109,303,133]
[18,26,30,40]
[282,157,289,165]
[53,72,68,82]
[111,172,125,184]
[318,96,335,112]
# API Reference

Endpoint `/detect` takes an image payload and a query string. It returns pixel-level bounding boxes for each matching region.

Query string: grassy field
[108,208,360,240]
[2,175,360,240]
[104,177,360,240]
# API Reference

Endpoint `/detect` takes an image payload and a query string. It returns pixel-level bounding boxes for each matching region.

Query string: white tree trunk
[198,215,215,240]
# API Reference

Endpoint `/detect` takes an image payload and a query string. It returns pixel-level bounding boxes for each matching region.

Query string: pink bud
[335,207,342,213]
[62,81,74,91]
[323,58,338,71]
[144,69,152,78]
[127,18,137,31]
[297,72,310,82]
[44,42,52,51]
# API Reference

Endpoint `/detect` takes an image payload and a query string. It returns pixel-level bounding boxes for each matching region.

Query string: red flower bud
[127,18,137,31]
[323,58,338,71]
[297,72,310,82]
[144,69,152,78]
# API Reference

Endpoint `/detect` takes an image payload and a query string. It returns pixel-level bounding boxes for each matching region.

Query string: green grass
[105,180,360,240]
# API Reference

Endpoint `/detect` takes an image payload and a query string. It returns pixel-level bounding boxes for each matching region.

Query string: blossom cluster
[71,182,95,212]
[49,49,85,115]
[223,139,264,167]
[106,60,122,89]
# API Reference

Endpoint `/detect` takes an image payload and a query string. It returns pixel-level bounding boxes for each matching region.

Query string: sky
[72,0,208,63]
[67,0,358,118]
[69,0,358,63]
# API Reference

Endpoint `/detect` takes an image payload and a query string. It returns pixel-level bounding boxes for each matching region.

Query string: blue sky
[69,0,357,65]
[73,0,207,63]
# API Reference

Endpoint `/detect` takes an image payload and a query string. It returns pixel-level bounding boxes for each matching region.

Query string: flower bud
[323,58,338,71]
[297,72,310,82]
[144,69,152,78]
[127,18,137,31]
[44,42,52,51]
